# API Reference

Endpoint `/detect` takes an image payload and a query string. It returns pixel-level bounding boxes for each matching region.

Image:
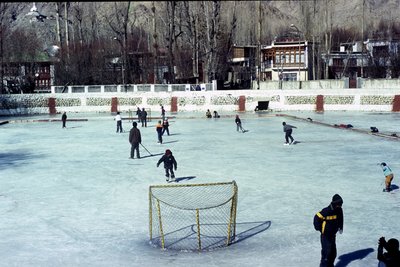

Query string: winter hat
[331,194,343,206]
[381,162,386,166]
[132,122,137,127]
[387,238,399,252]
[165,149,172,155]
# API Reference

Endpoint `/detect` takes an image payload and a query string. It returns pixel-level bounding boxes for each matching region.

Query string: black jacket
[157,154,177,170]
[314,204,343,237]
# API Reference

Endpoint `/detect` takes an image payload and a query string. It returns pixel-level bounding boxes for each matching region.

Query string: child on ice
[157,149,177,182]
[380,162,394,192]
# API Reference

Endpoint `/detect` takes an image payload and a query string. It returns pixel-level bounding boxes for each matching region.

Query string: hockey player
[282,121,297,145]
[380,162,394,192]
[314,194,344,267]
[235,115,245,132]
[156,120,163,144]
[157,149,177,182]
[377,237,400,267]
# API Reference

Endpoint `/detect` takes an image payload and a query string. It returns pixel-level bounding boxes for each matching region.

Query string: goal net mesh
[149,181,238,251]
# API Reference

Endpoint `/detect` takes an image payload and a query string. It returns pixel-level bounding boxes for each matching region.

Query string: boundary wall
[1,88,400,115]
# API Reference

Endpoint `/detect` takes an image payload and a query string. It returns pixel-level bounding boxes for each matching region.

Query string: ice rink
[0,110,399,267]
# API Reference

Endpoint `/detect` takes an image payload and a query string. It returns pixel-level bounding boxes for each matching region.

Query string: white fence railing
[51,82,215,94]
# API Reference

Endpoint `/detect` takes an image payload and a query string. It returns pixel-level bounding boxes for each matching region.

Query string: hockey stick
[140,143,153,156]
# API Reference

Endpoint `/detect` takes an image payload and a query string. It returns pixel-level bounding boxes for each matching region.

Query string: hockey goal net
[149,181,238,251]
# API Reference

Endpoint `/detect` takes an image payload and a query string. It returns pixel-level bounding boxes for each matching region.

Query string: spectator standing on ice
[377,236,400,267]
[61,112,67,128]
[140,108,148,127]
[157,149,177,182]
[136,107,141,122]
[162,118,170,136]
[115,112,123,133]
[380,162,394,192]
[129,122,141,159]
[156,120,163,144]
[282,121,296,145]
[235,115,245,132]
[314,194,344,267]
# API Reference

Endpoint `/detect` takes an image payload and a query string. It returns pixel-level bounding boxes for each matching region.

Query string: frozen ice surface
[0,111,399,267]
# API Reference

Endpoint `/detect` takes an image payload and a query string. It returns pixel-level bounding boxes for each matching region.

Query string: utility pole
[361,0,364,78]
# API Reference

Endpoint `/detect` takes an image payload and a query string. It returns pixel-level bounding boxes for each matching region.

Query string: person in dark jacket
[314,194,344,267]
[162,118,170,136]
[157,149,177,181]
[282,121,297,145]
[377,237,400,267]
[140,108,148,127]
[129,122,141,159]
[235,115,245,132]
[136,107,141,122]
[61,112,67,128]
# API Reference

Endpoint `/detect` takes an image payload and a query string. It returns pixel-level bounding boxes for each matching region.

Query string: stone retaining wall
[1,89,399,116]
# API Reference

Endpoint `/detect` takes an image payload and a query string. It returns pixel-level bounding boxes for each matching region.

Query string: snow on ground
[0,111,399,267]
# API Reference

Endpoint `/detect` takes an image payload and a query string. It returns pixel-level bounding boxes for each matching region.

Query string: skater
[115,111,123,133]
[140,108,148,127]
[213,111,220,118]
[206,109,212,118]
[156,120,163,144]
[377,237,400,267]
[235,115,245,132]
[282,121,296,145]
[129,122,141,159]
[380,162,394,192]
[314,194,344,267]
[61,112,67,128]
[161,105,166,121]
[136,107,141,122]
[162,118,170,136]
[157,149,177,182]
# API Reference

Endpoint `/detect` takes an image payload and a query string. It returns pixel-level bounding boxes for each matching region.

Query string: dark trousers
[162,127,169,135]
[116,121,123,133]
[320,235,337,267]
[62,120,66,128]
[141,118,147,127]
[285,129,294,143]
[130,143,140,158]
[157,132,163,143]
[165,167,175,178]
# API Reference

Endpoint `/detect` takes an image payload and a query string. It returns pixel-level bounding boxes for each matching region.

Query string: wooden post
[111,97,118,113]
[392,95,400,112]
[48,97,56,115]
[171,96,178,112]
[316,95,324,112]
[238,95,246,112]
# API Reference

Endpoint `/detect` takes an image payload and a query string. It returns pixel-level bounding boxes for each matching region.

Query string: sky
[0,110,399,267]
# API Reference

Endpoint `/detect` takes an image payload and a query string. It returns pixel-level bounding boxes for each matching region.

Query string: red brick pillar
[316,95,324,112]
[171,96,178,112]
[392,95,400,112]
[111,97,118,113]
[48,97,56,115]
[238,95,246,112]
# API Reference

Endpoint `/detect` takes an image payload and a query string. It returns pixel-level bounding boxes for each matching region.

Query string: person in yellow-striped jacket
[313,194,344,267]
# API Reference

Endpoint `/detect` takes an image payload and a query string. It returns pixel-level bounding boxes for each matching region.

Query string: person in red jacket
[314,194,344,267]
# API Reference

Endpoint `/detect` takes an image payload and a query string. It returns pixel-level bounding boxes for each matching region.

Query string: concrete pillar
[171,96,178,112]
[48,97,56,114]
[392,95,400,112]
[238,95,246,112]
[316,95,324,112]
[111,97,118,113]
